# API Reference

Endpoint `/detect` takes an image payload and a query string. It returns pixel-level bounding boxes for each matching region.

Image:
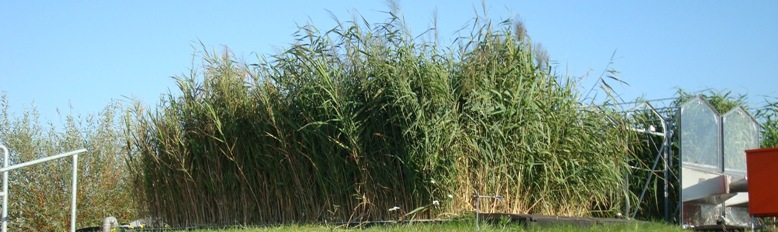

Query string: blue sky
[2,1,777,124]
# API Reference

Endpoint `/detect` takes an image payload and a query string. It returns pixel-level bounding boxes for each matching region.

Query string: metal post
[71,154,78,232]
[475,193,479,232]
[1,145,8,232]
[751,215,756,231]
[663,121,670,223]
[676,106,684,225]
[633,143,664,219]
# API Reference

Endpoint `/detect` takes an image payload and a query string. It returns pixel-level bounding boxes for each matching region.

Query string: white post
[1,145,8,232]
[71,154,78,232]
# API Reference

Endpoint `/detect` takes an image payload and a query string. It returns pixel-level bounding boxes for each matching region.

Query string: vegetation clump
[0,97,137,230]
[124,11,638,226]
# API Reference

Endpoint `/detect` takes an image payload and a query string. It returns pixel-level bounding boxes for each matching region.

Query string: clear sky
[2,1,777,124]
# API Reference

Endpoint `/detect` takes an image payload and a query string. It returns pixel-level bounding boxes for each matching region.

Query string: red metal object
[746,147,778,217]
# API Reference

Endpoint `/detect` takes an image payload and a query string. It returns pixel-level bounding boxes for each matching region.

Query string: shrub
[0,95,137,230]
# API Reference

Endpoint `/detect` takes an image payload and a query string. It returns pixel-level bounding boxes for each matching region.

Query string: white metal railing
[0,145,87,232]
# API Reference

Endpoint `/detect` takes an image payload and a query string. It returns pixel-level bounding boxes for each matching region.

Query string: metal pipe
[1,145,8,232]
[642,102,671,223]
[663,120,670,223]
[668,128,675,221]
[632,142,665,219]
[475,193,479,232]
[676,107,684,225]
[71,154,78,232]
[0,149,86,173]
[663,133,670,222]
[628,127,666,137]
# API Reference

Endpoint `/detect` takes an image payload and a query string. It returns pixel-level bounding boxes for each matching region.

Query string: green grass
[178,221,682,232]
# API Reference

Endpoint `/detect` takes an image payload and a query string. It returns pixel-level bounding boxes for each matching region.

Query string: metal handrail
[0,145,86,232]
[473,191,503,231]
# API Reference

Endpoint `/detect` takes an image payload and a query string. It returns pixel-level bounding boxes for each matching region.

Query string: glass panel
[724,206,751,227]
[680,97,722,170]
[682,204,752,227]
[722,107,759,173]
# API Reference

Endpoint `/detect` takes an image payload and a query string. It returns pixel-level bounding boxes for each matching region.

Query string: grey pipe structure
[473,192,504,231]
[0,145,87,232]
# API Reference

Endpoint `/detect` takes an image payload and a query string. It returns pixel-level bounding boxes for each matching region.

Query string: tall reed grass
[125,12,640,226]
[758,99,778,148]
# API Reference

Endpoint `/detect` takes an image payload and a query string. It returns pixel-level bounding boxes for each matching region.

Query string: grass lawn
[178,221,683,232]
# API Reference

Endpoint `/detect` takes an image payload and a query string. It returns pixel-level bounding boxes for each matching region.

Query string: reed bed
[125,12,640,227]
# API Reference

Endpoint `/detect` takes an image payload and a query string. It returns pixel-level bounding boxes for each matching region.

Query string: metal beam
[0,149,86,173]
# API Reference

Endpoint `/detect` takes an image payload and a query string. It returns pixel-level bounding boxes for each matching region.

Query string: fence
[0,145,87,232]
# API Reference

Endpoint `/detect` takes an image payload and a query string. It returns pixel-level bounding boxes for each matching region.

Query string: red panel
[746,147,778,217]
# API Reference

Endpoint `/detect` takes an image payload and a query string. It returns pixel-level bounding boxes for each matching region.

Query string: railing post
[1,145,9,232]
[71,154,78,232]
